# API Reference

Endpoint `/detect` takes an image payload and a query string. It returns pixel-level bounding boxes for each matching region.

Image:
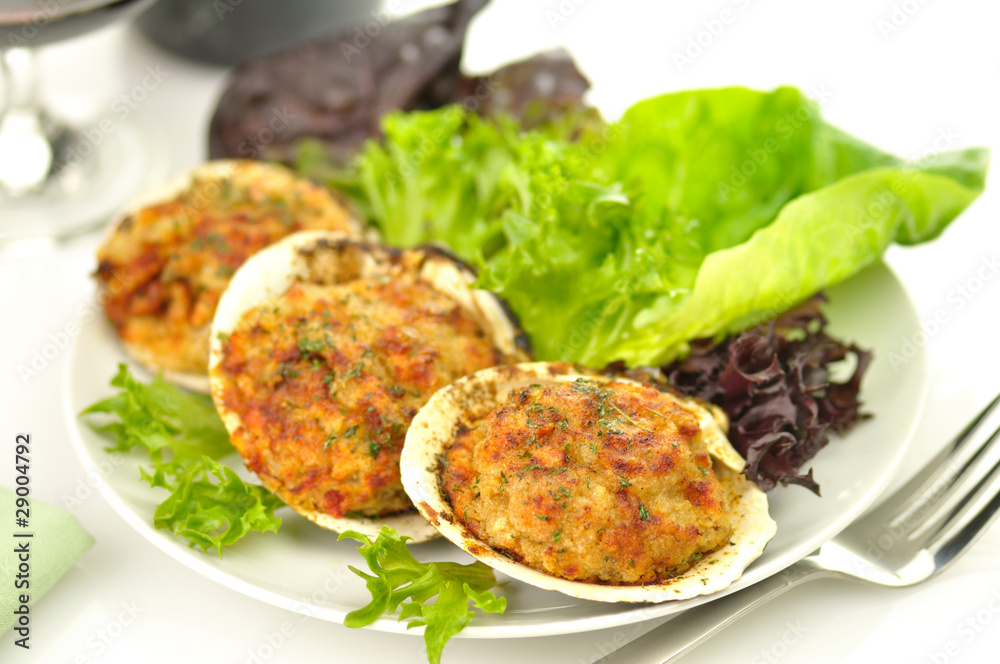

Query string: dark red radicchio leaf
[208,0,592,165]
[661,294,871,494]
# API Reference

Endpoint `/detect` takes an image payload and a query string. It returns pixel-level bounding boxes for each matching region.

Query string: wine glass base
[0,119,168,243]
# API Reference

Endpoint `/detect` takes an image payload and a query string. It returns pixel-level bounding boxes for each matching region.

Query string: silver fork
[598,392,1000,663]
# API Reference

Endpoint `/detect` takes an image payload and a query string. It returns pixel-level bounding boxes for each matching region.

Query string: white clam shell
[209,231,529,542]
[400,362,777,603]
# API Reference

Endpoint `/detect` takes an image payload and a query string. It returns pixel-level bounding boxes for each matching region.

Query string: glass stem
[0,47,67,194]
[3,47,41,113]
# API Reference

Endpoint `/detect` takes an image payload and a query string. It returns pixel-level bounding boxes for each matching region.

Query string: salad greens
[325,86,987,367]
[81,364,283,554]
[82,369,503,662]
[339,527,506,664]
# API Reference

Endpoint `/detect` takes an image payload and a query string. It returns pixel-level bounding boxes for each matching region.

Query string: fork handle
[597,564,824,663]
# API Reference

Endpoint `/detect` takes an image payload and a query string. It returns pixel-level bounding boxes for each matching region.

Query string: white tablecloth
[3,1,1000,661]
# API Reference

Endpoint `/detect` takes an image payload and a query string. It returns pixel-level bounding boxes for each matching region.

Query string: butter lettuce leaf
[620,164,987,361]
[342,86,987,367]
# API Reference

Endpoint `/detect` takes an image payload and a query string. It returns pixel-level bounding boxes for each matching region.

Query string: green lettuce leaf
[339,86,987,366]
[339,527,506,664]
[153,456,283,552]
[81,364,283,554]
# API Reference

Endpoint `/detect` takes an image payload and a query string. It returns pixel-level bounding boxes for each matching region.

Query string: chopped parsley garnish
[517,463,542,479]
[297,337,328,354]
[609,401,652,432]
[550,485,572,501]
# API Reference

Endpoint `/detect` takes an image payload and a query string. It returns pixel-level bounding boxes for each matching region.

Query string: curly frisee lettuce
[81,364,283,553]
[81,368,504,663]
[339,527,506,664]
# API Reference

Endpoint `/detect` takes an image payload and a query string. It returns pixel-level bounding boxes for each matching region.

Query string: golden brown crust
[95,161,356,377]
[215,275,509,519]
[441,378,734,585]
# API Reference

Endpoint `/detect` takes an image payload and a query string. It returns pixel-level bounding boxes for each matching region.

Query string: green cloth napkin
[0,487,94,637]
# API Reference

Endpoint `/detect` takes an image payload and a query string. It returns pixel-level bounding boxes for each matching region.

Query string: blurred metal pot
[136,0,382,65]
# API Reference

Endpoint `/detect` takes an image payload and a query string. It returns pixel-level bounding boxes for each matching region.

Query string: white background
[3,0,1000,662]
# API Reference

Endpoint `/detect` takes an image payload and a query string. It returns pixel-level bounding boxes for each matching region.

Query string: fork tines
[870,392,1000,569]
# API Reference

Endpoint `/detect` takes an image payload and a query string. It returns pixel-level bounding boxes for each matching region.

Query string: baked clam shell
[400,362,777,603]
[98,159,367,393]
[208,230,530,542]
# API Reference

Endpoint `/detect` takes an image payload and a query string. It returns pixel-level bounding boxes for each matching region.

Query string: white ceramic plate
[63,261,927,638]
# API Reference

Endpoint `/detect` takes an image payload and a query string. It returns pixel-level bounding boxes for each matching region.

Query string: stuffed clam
[401,362,776,602]
[95,159,361,392]
[208,231,530,541]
